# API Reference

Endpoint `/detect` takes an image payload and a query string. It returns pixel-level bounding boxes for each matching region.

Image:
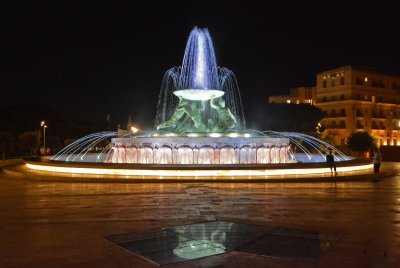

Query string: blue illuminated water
[180,27,219,90]
[155,27,245,129]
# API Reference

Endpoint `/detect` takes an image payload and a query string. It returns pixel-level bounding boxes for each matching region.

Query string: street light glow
[40,121,47,156]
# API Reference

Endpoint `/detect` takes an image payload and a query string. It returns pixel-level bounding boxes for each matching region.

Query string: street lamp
[40,121,47,156]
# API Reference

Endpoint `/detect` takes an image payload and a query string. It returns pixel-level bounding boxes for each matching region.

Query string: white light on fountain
[174,89,225,101]
[227,133,239,138]
[209,133,222,137]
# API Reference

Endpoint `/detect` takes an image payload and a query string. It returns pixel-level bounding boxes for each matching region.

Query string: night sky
[2,1,400,129]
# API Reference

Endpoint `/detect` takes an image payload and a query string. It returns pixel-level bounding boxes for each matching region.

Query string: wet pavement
[0,162,400,267]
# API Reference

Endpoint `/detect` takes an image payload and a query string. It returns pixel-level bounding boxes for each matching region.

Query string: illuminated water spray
[156,27,245,129]
[194,33,206,88]
[181,27,218,90]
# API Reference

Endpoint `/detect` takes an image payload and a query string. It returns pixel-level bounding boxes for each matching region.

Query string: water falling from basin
[155,27,245,132]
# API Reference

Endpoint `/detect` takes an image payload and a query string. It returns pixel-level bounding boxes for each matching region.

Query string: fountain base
[109,136,290,164]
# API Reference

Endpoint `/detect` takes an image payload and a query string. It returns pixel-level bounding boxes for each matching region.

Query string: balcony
[372,113,386,119]
[356,111,364,117]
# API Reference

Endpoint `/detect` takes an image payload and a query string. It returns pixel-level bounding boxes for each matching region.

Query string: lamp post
[41,121,47,156]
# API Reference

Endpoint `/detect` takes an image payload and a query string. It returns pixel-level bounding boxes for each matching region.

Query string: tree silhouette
[262,104,324,134]
[0,131,14,160]
[18,131,41,156]
[347,132,376,155]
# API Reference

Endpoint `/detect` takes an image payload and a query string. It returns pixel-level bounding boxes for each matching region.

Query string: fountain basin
[110,136,290,164]
[23,157,370,179]
[173,89,225,101]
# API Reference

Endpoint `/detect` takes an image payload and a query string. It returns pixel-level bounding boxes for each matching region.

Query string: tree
[0,131,14,160]
[262,104,324,134]
[347,131,376,156]
[321,130,337,146]
[18,131,41,156]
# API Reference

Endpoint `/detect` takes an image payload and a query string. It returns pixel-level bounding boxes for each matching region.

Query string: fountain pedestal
[110,136,290,164]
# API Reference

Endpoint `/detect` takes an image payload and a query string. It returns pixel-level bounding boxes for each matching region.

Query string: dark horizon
[2,1,400,129]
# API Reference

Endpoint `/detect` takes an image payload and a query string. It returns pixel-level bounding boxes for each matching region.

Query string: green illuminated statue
[210,98,237,131]
[157,96,238,133]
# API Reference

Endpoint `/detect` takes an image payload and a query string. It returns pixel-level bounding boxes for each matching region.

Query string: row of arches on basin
[108,145,290,164]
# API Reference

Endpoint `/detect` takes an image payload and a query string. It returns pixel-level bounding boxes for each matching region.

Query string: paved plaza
[0,162,400,267]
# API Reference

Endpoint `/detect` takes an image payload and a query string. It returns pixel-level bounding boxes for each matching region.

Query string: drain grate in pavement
[104,221,339,266]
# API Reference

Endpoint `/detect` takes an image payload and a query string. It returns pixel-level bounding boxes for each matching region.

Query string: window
[340,109,346,116]
[340,94,345,100]
[331,78,335,87]
[356,77,363,85]
[356,94,361,100]
[323,96,327,102]
[340,76,345,85]
[322,79,327,88]
[331,95,336,101]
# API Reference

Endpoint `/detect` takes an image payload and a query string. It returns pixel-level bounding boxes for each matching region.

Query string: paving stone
[0,163,400,266]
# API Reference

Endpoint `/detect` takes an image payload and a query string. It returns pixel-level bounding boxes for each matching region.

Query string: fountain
[24,27,373,178]
[108,27,291,165]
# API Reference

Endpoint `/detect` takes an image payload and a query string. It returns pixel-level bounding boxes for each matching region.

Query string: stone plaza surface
[0,162,400,267]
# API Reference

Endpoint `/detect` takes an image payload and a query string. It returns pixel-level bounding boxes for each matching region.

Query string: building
[269,66,400,146]
[269,87,316,104]
[316,66,400,146]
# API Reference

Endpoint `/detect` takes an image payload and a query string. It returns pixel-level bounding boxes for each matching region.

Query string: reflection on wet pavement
[105,221,339,265]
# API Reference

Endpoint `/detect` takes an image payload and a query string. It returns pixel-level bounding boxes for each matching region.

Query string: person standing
[326,149,337,175]
[372,147,382,181]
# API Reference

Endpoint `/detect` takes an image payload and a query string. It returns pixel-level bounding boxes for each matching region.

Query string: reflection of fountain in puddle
[173,222,233,259]
[173,240,225,259]
[103,220,340,266]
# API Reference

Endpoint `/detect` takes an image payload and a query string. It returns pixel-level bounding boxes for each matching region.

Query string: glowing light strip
[26,163,373,178]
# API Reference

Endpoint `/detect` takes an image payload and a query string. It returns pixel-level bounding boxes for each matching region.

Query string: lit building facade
[316,66,400,146]
[269,87,316,104]
[269,66,400,146]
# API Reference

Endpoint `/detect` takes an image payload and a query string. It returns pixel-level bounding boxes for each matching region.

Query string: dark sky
[2,1,400,129]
